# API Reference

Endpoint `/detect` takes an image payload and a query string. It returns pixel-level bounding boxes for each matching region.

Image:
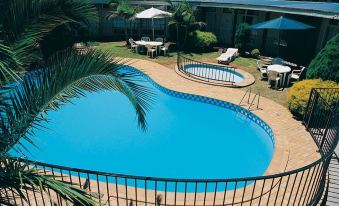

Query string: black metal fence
[5,88,339,206]
[177,54,236,84]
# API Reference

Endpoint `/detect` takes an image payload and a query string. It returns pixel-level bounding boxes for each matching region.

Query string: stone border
[175,63,255,88]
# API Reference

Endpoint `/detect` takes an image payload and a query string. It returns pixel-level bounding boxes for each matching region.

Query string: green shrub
[306,33,339,83]
[188,30,217,52]
[234,23,251,53]
[287,79,339,117]
[250,49,260,58]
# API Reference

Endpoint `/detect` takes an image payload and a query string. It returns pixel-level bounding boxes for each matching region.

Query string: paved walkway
[326,152,339,206]
[127,58,320,175]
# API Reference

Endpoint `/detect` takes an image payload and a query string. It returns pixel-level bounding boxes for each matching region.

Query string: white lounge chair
[216,48,238,64]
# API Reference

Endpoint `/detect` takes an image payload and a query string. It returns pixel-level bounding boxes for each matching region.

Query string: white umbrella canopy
[135,7,172,19]
[134,7,172,40]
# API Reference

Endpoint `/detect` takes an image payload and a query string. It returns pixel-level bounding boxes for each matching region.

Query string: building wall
[201,6,338,64]
[91,1,339,64]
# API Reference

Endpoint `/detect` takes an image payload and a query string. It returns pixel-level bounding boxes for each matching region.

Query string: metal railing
[4,88,339,206]
[239,87,261,111]
[177,54,236,84]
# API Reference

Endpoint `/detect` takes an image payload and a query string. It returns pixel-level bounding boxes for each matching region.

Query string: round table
[267,64,291,87]
[135,41,163,54]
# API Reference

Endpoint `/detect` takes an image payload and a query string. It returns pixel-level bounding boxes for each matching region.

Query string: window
[205,7,216,13]
[223,8,232,13]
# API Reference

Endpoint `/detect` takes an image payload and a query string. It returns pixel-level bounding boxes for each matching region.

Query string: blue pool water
[183,64,244,83]
[16,67,274,181]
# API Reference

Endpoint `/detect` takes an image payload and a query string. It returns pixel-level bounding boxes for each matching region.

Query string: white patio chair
[257,60,269,79]
[160,42,171,56]
[145,44,156,58]
[141,36,150,42]
[289,66,306,83]
[129,38,138,52]
[216,48,238,64]
[155,37,164,43]
[267,70,281,89]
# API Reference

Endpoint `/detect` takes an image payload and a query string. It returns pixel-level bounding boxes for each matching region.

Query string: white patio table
[267,64,291,87]
[135,40,163,55]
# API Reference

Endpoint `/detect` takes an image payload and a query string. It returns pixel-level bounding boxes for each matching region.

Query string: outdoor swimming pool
[17,66,274,181]
[181,63,244,83]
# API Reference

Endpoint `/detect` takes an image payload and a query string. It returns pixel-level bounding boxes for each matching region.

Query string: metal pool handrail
[177,54,236,84]
[9,88,339,206]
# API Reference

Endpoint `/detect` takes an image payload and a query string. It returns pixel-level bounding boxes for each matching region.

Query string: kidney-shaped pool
[16,66,274,180]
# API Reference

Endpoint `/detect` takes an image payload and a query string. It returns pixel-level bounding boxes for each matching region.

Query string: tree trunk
[176,24,180,50]
[124,19,128,46]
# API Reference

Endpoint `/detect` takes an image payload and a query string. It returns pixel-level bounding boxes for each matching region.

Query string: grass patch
[231,58,288,107]
[95,41,288,107]
[96,42,219,66]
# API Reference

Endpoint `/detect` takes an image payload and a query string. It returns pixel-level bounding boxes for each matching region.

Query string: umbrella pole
[152,18,155,41]
[278,31,281,57]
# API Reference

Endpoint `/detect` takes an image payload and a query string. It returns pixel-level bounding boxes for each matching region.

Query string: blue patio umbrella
[250,16,315,56]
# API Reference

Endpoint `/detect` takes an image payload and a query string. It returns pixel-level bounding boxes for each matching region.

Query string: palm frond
[0,158,97,205]
[0,41,22,85]
[1,0,97,66]
[1,49,153,155]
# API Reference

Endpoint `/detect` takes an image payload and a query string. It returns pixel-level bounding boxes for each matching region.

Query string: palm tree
[167,0,205,50]
[0,0,97,84]
[0,0,152,205]
[107,0,140,45]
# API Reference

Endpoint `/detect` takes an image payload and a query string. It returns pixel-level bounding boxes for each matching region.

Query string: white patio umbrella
[134,7,172,40]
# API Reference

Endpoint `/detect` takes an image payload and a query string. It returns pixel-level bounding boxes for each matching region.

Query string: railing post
[320,114,332,152]
[305,90,319,129]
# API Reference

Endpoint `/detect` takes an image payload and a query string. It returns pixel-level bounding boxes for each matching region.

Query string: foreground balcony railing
[4,88,339,206]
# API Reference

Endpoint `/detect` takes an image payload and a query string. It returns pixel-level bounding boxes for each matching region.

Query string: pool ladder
[238,87,261,111]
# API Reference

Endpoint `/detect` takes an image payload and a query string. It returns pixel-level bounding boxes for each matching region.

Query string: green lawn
[231,58,288,107]
[96,42,219,67]
[95,41,288,107]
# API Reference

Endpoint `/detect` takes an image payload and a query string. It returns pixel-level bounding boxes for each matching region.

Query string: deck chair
[289,66,306,83]
[129,38,138,52]
[216,48,239,64]
[257,60,269,79]
[141,36,150,42]
[267,70,281,89]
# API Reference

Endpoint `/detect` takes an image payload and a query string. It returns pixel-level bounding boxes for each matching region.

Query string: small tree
[306,33,339,83]
[234,23,251,54]
[107,0,139,45]
[168,0,205,49]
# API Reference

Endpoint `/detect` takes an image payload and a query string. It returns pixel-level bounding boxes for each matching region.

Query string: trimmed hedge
[250,49,260,59]
[188,30,217,52]
[306,33,339,83]
[287,79,339,117]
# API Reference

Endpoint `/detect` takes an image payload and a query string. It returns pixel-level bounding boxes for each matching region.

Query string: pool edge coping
[174,64,255,88]
[124,59,292,177]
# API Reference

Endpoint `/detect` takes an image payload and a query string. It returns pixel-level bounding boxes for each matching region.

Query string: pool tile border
[124,66,275,147]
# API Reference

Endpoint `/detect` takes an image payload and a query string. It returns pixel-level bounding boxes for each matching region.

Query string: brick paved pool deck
[127,58,320,175]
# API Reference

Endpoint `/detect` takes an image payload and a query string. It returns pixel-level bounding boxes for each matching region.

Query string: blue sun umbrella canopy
[250,16,315,30]
[250,16,314,57]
